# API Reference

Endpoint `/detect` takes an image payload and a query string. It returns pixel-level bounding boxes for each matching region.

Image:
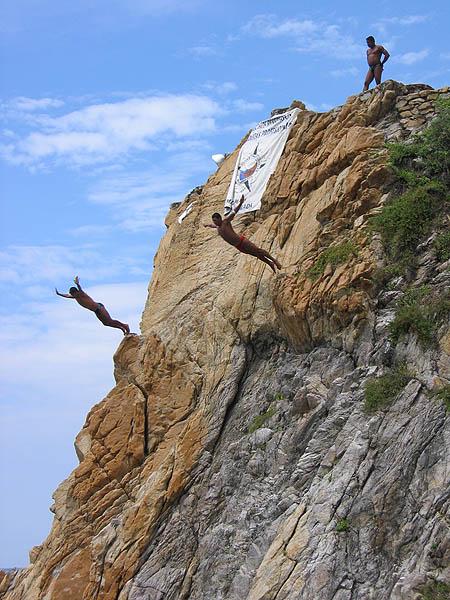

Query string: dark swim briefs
[235,235,247,252]
[94,302,105,316]
[369,63,382,73]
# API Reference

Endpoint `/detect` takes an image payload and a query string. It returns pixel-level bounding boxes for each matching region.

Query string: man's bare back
[363,36,390,91]
[70,289,99,311]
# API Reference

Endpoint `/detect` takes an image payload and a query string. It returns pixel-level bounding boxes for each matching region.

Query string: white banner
[225,108,300,215]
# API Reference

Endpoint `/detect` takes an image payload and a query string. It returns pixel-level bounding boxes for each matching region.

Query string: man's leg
[374,64,383,85]
[240,240,277,273]
[363,68,374,91]
[258,255,277,273]
[261,248,282,270]
[96,307,130,334]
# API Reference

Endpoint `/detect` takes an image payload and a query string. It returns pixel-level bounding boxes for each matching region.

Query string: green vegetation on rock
[418,579,450,600]
[336,518,350,533]
[434,231,450,262]
[307,241,358,280]
[371,98,450,269]
[371,180,445,259]
[364,365,412,412]
[389,98,450,185]
[248,405,276,433]
[433,385,450,412]
[390,286,450,347]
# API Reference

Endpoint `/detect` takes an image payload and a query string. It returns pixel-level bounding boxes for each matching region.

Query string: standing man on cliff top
[363,36,390,91]
[204,195,282,273]
[55,276,130,335]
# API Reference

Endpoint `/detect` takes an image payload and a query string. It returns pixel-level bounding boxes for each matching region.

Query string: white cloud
[9,97,65,111]
[1,94,221,167]
[118,0,204,16]
[380,14,429,26]
[396,49,429,65]
[202,81,238,95]
[243,15,317,38]
[231,99,264,113]
[221,122,257,134]
[84,149,209,232]
[69,224,114,238]
[0,280,148,461]
[187,46,218,58]
[331,67,359,78]
[304,101,333,112]
[1,0,205,37]
[374,14,429,35]
[1,128,16,138]
[0,244,148,286]
[241,14,361,58]
[397,15,428,25]
[0,281,147,397]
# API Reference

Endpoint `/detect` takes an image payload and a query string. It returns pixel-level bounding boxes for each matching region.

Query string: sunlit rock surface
[1,81,449,600]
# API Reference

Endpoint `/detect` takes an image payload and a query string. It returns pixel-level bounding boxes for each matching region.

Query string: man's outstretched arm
[225,195,245,222]
[55,288,74,299]
[203,223,218,229]
[73,275,83,291]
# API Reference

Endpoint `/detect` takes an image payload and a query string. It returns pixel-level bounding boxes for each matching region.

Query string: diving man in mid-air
[55,276,130,335]
[363,35,390,91]
[204,195,282,273]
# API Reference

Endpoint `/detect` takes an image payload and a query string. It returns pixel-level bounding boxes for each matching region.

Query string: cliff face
[2,81,449,600]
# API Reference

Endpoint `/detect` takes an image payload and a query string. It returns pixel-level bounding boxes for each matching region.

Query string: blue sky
[1,0,449,568]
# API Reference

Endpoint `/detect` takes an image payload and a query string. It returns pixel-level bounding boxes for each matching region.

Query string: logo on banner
[237,145,266,192]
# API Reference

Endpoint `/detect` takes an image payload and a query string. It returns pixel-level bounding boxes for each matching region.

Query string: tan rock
[3,81,447,600]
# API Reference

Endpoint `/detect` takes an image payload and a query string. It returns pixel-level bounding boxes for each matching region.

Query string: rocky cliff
[1,80,449,600]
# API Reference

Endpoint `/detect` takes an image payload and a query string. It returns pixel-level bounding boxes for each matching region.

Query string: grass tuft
[248,405,276,434]
[433,385,450,412]
[389,286,450,347]
[307,241,358,280]
[434,231,450,262]
[370,180,445,260]
[336,518,350,533]
[364,365,412,412]
[370,98,450,268]
[418,579,450,600]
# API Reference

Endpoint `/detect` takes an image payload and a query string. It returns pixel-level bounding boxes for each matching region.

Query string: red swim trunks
[235,235,246,252]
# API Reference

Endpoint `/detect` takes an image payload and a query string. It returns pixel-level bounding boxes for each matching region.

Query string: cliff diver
[204,195,282,273]
[363,35,390,91]
[55,276,130,335]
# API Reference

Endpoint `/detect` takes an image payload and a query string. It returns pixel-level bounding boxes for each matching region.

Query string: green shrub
[370,180,445,260]
[434,231,450,262]
[418,579,450,600]
[364,365,412,412]
[336,518,350,533]
[389,98,450,185]
[248,405,276,433]
[390,286,433,346]
[371,98,450,266]
[390,286,450,347]
[307,241,358,280]
[433,385,450,412]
